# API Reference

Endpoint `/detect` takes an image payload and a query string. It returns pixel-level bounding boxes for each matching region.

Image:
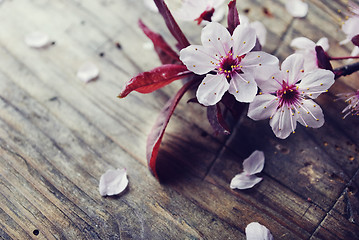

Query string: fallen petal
[243,150,265,175]
[246,222,273,240]
[230,172,262,190]
[77,62,100,83]
[25,31,50,48]
[99,168,128,196]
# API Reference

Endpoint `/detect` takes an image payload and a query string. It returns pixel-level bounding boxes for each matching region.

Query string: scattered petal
[285,0,308,18]
[243,150,265,175]
[246,222,273,240]
[99,168,128,196]
[25,31,50,48]
[230,172,263,190]
[77,62,100,83]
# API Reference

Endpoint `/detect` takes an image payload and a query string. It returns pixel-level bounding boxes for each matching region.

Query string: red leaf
[352,34,359,47]
[147,78,197,179]
[207,104,231,135]
[118,64,192,98]
[153,0,190,50]
[227,0,240,35]
[138,20,180,64]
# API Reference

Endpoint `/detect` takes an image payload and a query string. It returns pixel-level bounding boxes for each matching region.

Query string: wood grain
[0,0,358,239]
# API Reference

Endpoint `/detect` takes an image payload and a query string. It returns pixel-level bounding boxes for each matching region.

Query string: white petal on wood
[242,150,265,175]
[230,172,262,190]
[246,222,274,240]
[25,31,50,48]
[99,168,129,196]
[77,62,100,83]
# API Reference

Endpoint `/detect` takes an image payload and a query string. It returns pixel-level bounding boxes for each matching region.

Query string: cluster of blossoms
[119,0,359,178]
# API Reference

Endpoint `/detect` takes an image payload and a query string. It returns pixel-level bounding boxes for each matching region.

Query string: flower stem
[330,56,359,61]
[334,61,359,79]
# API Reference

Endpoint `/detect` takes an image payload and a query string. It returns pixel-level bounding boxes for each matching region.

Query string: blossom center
[218,52,244,79]
[277,81,300,107]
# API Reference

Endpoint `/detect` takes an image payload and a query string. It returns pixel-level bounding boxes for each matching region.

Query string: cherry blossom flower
[340,1,359,57]
[246,222,273,240]
[230,150,264,190]
[247,54,335,139]
[179,22,279,106]
[337,90,359,118]
[99,168,129,196]
[285,0,308,18]
[290,37,329,72]
[174,0,226,25]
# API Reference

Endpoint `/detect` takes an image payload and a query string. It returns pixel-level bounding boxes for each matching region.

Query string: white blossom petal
[341,16,359,43]
[196,74,229,106]
[351,46,359,57]
[298,69,334,99]
[230,172,262,190]
[247,94,278,121]
[285,0,308,18]
[143,0,158,12]
[77,62,100,83]
[174,0,205,21]
[317,37,329,51]
[232,24,257,56]
[296,99,324,128]
[290,37,315,50]
[201,22,232,57]
[180,45,216,75]
[281,54,305,85]
[256,71,283,93]
[228,72,257,103]
[243,150,265,175]
[99,168,128,196]
[241,51,279,83]
[250,21,267,46]
[25,31,50,48]
[270,106,297,139]
[211,4,226,22]
[246,222,273,240]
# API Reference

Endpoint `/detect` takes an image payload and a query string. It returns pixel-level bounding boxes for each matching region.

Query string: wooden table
[0,0,358,239]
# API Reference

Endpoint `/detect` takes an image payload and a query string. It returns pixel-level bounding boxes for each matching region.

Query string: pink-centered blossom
[337,90,359,118]
[290,37,329,72]
[247,54,335,139]
[180,22,279,106]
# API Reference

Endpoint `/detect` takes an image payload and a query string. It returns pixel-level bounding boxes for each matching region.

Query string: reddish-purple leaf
[138,20,180,64]
[352,34,359,47]
[315,46,333,71]
[207,104,231,135]
[147,78,197,179]
[118,64,191,98]
[227,0,240,35]
[153,0,190,50]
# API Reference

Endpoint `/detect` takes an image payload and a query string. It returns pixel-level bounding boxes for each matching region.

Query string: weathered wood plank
[0,0,359,239]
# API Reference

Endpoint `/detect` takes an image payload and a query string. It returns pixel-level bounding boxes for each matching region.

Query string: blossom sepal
[315,46,333,71]
[118,64,191,98]
[227,0,240,34]
[207,104,231,135]
[352,34,359,46]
